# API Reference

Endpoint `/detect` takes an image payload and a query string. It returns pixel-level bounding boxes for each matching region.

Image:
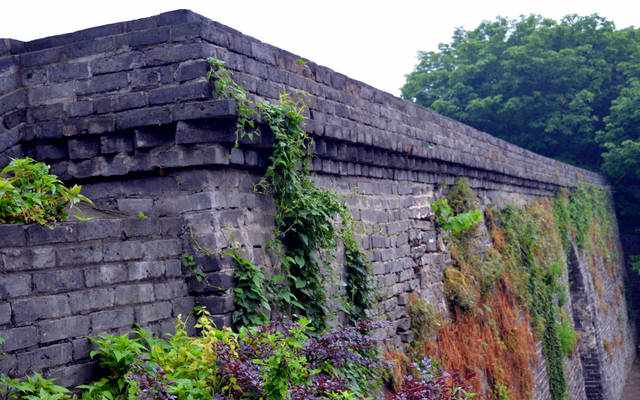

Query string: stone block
[116,198,154,215]
[95,93,147,114]
[33,269,84,294]
[48,62,90,83]
[76,219,123,241]
[84,264,128,287]
[0,302,10,324]
[16,342,73,374]
[0,326,37,351]
[90,307,134,331]
[114,283,155,305]
[100,133,134,154]
[68,137,100,159]
[127,261,165,281]
[115,106,172,129]
[76,71,128,95]
[148,80,210,105]
[68,287,115,313]
[135,301,172,323]
[12,294,71,323]
[174,60,208,82]
[196,295,234,314]
[134,126,174,148]
[38,315,90,343]
[154,280,188,300]
[56,242,103,266]
[0,273,31,298]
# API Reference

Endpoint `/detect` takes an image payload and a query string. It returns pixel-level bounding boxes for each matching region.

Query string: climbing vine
[207,58,372,329]
[227,247,271,329]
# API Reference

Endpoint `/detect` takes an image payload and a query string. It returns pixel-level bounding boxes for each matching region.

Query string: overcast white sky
[0,0,636,95]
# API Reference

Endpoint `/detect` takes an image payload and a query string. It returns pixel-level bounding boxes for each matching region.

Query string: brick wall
[0,217,191,386]
[0,9,635,399]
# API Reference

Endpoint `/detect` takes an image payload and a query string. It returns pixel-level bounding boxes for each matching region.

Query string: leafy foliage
[384,356,476,400]
[207,58,258,145]
[0,158,91,225]
[402,14,640,234]
[557,316,579,357]
[8,313,385,400]
[432,198,483,238]
[0,373,71,400]
[228,247,271,329]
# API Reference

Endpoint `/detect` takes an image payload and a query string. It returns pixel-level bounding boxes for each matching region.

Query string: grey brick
[46,361,98,388]
[91,53,141,75]
[103,240,145,262]
[76,71,128,95]
[94,92,147,114]
[0,273,31,298]
[68,137,100,159]
[100,133,134,154]
[12,294,71,323]
[172,99,236,120]
[64,116,115,136]
[38,315,90,343]
[85,264,128,287]
[26,224,77,245]
[33,269,84,294]
[148,80,210,105]
[115,106,172,129]
[117,198,154,214]
[134,126,173,148]
[114,283,155,305]
[174,60,208,82]
[128,27,170,49]
[164,259,182,277]
[135,301,172,323]
[0,326,37,351]
[0,302,10,324]
[72,338,91,360]
[154,280,188,300]
[16,342,72,374]
[128,261,165,281]
[171,297,195,317]
[56,242,103,266]
[197,295,234,314]
[35,143,68,160]
[48,62,90,83]
[91,307,134,331]
[64,100,93,117]
[76,219,123,241]
[68,288,115,313]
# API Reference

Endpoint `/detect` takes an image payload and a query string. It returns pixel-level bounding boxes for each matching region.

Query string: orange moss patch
[419,282,537,399]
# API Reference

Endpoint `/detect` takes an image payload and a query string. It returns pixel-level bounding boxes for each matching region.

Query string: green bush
[0,373,71,400]
[3,312,384,400]
[557,318,579,357]
[0,158,91,225]
[432,198,483,237]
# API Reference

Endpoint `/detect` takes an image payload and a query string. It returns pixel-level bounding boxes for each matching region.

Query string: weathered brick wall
[0,9,635,399]
[0,217,191,386]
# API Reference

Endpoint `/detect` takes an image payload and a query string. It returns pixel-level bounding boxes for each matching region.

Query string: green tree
[402,14,640,231]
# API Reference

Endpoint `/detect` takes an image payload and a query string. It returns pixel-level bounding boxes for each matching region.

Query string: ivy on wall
[207,58,372,330]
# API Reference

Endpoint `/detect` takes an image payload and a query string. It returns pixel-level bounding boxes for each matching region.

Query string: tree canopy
[402,15,640,231]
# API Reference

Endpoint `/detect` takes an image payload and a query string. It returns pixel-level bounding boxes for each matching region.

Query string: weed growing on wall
[207,59,372,329]
[0,157,91,225]
[417,180,615,400]
[207,57,258,145]
[228,247,271,329]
